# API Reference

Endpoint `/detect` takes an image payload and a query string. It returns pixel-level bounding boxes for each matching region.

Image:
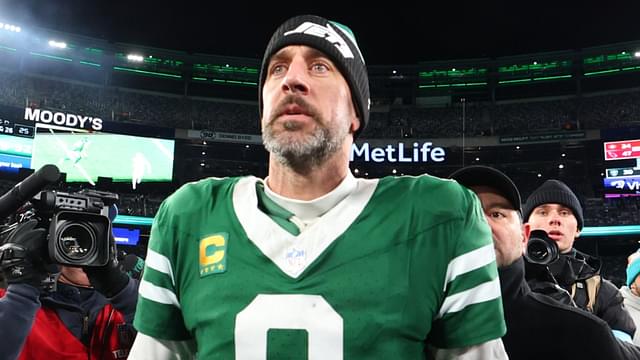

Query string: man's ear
[575,227,581,239]
[523,223,531,242]
[350,116,361,134]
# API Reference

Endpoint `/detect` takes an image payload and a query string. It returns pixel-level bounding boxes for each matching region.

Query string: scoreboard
[602,133,640,198]
[0,104,35,172]
[604,139,640,161]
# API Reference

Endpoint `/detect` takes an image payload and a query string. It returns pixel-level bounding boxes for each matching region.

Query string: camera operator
[523,179,635,340]
[450,166,640,359]
[0,214,139,359]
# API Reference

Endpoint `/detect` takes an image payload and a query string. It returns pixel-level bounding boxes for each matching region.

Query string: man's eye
[272,64,286,75]
[490,212,505,219]
[312,63,329,73]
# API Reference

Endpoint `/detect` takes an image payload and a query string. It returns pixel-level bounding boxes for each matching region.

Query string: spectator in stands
[451,165,640,359]
[0,219,139,360]
[621,252,640,346]
[129,14,507,359]
[523,179,636,340]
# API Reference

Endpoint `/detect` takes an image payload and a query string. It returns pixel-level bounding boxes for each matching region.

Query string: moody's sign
[351,142,446,163]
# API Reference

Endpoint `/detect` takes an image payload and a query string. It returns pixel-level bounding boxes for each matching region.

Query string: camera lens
[524,230,559,265]
[55,221,97,263]
[528,239,551,262]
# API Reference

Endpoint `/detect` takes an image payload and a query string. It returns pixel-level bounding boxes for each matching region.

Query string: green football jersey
[134,175,505,359]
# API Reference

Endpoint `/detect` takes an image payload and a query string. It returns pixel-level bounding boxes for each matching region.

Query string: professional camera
[524,229,559,265]
[34,189,118,267]
[0,165,118,267]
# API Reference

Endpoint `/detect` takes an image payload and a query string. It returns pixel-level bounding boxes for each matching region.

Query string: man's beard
[263,96,348,173]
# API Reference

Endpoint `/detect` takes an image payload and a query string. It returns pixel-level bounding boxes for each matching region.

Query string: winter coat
[529,248,636,338]
[501,257,640,359]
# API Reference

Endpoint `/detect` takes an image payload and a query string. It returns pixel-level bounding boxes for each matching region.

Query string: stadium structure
[0,20,639,284]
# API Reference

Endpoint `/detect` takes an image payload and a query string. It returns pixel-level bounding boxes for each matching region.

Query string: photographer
[523,179,635,340]
[450,166,640,359]
[0,217,139,360]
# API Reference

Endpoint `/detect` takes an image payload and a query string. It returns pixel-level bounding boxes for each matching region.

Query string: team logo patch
[285,246,307,274]
[199,232,228,277]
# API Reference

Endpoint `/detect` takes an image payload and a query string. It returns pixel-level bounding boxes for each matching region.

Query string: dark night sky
[2,1,640,65]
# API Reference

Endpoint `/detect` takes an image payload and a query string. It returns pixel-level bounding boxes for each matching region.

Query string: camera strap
[570,275,601,313]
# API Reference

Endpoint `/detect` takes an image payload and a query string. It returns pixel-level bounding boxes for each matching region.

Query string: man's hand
[0,219,54,291]
[83,235,129,298]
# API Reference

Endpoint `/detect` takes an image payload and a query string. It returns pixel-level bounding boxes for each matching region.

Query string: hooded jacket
[501,257,640,359]
[538,248,636,337]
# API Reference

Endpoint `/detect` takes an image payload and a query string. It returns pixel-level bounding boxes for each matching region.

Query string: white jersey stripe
[443,244,495,291]
[437,278,501,318]
[146,248,176,286]
[139,279,181,309]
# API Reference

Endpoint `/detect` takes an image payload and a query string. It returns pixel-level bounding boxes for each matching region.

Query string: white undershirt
[262,172,357,232]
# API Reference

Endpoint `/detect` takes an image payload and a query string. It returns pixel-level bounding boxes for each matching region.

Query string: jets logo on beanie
[522,179,584,230]
[258,15,370,138]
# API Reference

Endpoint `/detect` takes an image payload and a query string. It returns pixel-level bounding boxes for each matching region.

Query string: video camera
[0,164,118,267]
[524,229,559,266]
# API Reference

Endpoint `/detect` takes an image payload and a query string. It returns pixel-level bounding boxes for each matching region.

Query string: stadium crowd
[1,70,640,137]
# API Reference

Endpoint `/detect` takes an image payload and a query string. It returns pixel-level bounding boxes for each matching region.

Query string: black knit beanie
[523,179,583,230]
[258,15,370,138]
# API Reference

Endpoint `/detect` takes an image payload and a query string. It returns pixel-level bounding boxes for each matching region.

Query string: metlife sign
[351,142,446,163]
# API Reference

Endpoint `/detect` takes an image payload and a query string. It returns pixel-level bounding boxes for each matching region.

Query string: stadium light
[48,40,67,49]
[635,51,640,58]
[127,54,144,62]
[0,22,22,33]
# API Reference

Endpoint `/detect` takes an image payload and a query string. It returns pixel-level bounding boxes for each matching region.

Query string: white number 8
[235,294,343,359]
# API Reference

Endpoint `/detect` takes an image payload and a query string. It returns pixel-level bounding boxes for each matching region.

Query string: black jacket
[540,248,636,337]
[500,258,640,360]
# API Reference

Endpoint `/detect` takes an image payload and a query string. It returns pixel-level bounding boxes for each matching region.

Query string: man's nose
[281,59,310,95]
[548,212,562,226]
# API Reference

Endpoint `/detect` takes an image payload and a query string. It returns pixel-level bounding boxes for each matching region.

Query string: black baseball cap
[449,165,522,213]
